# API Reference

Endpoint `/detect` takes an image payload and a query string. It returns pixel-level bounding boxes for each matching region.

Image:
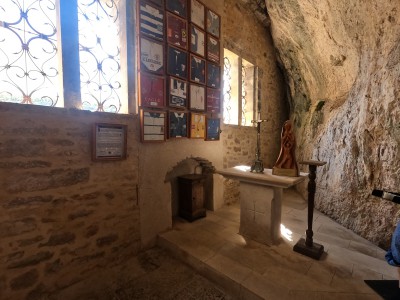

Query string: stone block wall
[0,103,140,299]
[221,0,287,205]
[222,0,287,171]
[0,1,288,298]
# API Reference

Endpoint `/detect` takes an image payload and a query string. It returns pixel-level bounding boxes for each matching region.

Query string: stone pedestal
[217,166,307,245]
[239,183,282,244]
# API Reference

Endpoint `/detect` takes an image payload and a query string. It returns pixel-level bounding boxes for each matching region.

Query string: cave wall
[265,0,400,248]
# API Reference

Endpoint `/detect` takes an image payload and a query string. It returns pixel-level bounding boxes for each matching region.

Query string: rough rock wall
[266,0,400,248]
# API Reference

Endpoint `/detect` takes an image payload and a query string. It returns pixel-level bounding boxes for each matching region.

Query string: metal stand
[293,160,326,260]
[250,118,266,173]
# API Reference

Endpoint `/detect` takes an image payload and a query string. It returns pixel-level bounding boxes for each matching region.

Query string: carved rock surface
[266,0,400,248]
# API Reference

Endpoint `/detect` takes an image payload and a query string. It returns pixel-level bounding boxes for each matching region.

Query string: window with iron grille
[223,48,257,126]
[0,0,129,113]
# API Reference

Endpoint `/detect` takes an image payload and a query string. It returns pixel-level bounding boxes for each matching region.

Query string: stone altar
[217,166,307,245]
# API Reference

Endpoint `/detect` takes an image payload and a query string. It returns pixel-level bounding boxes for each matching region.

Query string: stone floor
[55,246,231,300]
[158,188,398,299]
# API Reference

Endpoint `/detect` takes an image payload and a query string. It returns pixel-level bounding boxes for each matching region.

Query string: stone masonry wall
[0,1,288,298]
[0,103,140,299]
[222,0,287,171]
[221,0,287,205]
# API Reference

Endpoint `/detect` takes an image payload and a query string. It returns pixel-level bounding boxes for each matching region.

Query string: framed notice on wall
[92,123,127,161]
[140,109,167,142]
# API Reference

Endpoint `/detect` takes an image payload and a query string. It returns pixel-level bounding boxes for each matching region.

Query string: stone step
[158,228,265,300]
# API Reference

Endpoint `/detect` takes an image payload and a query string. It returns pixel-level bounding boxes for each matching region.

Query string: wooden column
[293,160,326,260]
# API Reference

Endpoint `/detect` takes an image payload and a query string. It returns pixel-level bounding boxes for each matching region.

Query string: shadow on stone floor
[53,246,232,300]
[109,247,231,300]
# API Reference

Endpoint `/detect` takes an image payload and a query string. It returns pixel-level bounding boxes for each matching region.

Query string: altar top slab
[216,166,308,188]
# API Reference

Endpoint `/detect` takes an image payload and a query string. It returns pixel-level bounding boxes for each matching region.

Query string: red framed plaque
[167,12,188,49]
[206,34,220,63]
[206,87,220,113]
[139,73,165,108]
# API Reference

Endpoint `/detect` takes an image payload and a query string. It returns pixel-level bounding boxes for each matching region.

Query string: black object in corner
[372,189,400,204]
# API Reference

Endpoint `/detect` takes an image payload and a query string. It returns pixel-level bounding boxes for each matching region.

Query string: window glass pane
[0,0,61,106]
[242,59,255,127]
[78,0,122,113]
[223,49,239,125]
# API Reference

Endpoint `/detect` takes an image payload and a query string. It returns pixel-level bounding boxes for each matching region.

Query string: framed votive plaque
[92,123,127,160]
[190,54,205,84]
[207,35,220,63]
[140,37,164,74]
[141,109,167,142]
[190,24,205,57]
[206,87,220,113]
[206,61,220,88]
[167,46,188,79]
[206,118,220,141]
[139,73,165,108]
[206,8,220,38]
[190,113,206,139]
[189,83,205,111]
[166,12,188,49]
[168,76,187,108]
[169,111,188,138]
[166,0,187,19]
[139,1,164,41]
[190,0,205,29]
[148,0,164,7]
